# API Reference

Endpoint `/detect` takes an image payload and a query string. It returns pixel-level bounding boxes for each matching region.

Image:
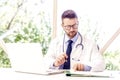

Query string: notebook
[5,43,63,75]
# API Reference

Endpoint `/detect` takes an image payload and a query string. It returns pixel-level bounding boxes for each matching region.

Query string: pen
[72,58,80,61]
[65,58,80,62]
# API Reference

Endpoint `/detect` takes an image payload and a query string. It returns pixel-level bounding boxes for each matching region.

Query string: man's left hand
[72,63,84,71]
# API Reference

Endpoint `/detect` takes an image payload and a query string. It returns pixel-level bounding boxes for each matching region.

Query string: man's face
[62,18,79,39]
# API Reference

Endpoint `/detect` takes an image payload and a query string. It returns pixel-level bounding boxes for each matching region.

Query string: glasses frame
[64,23,78,30]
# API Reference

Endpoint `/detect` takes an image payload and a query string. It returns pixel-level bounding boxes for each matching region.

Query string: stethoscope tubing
[62,32,84,52]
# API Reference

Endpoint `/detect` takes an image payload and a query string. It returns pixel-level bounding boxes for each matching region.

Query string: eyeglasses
[64,23,78,30]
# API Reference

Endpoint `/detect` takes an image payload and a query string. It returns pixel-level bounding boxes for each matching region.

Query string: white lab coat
[44,34,105,72]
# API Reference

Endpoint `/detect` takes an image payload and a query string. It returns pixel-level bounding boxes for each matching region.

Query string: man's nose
[69,26,74,31]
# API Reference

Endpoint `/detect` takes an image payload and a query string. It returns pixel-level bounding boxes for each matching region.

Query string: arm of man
[72,41,105,71]
[88,43,105,72]
[44,38,67,69]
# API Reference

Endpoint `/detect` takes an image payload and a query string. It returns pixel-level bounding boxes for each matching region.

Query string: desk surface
[0,68,120,80]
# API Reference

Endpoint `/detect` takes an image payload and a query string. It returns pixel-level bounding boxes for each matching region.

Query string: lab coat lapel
[71,35,83,58]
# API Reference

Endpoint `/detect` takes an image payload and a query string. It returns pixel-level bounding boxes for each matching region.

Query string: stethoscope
[62,32,84,52]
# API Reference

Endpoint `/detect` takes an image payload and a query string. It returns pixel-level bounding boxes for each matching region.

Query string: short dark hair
[61,10,78,19]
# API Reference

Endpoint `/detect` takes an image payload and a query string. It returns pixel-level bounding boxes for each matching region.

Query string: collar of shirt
[64,32,79,44]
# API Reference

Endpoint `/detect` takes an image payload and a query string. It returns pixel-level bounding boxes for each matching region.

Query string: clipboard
[65,70,112,78]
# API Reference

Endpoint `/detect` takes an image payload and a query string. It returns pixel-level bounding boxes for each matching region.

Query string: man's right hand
[53,53,68,67]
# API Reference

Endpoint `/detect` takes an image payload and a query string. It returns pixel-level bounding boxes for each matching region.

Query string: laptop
[4,43,63,75]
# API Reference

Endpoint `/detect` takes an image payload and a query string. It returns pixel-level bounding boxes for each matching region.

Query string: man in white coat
[44,10,105,71]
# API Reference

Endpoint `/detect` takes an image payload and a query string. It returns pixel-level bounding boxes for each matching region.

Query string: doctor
[44,10,105,71]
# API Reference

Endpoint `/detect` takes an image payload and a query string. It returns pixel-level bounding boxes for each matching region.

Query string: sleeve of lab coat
[90,43,106,72]
[44,39,59,69]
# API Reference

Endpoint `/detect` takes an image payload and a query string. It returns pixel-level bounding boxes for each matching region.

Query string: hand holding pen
[53,53,68,67]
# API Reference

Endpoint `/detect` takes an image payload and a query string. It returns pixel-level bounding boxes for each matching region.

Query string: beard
[66,31,77,39]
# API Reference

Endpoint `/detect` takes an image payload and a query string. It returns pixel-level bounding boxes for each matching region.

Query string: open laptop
[4,43,63,75]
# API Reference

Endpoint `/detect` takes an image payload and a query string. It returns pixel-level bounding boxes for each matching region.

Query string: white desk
[0,68,120,80]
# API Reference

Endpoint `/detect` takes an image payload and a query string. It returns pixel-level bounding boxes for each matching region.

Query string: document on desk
[16,69,64,75]
[65,70,112,77]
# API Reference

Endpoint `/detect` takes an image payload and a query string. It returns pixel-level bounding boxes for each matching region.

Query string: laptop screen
[5,43,44,72]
